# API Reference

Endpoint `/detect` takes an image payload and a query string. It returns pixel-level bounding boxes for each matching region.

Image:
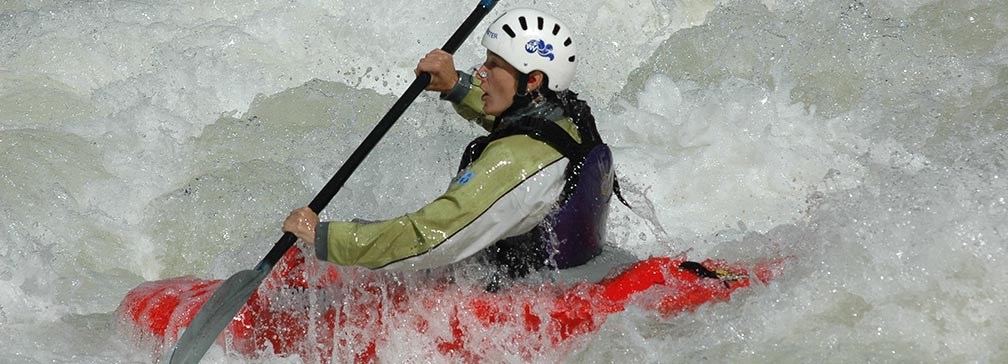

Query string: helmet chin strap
[494,72,536,131]
[515,73,532,97]
[509,72,535,109]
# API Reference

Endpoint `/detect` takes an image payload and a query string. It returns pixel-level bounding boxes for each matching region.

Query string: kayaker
[283,8,623,283]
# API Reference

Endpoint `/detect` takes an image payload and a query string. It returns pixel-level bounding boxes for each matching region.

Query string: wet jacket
[314,72,611,273]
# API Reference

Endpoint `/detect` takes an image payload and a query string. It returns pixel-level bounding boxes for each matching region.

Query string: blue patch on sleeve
[451,169,476,187]
[458,170,474,185]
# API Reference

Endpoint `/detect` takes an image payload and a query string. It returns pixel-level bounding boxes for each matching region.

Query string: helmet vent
[537,17,544,30]
[564,37,572,47]
[552,24,561,36]
[569,56,576,62]
[518,16,528,31]
[503,24,516,38]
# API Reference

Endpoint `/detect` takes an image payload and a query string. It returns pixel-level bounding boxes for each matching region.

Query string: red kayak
[116,249,781,363]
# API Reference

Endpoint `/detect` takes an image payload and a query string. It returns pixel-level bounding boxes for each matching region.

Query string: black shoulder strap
[458,116,632,208]
[458,117,585,171]
[513,118,590,160]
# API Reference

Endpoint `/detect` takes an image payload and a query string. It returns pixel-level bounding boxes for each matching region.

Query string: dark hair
[540,80,602,145]
[505,73,601,146]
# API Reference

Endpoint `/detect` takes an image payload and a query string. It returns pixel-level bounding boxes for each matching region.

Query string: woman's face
[475,51,520,116]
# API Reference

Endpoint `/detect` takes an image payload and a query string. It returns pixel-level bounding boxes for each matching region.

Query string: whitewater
[1,0,1005,362]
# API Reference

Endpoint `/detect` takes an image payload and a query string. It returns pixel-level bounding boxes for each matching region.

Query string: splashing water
[1,0,1005,362]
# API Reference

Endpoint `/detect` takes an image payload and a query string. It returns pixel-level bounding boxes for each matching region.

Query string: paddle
[166,1,499,362]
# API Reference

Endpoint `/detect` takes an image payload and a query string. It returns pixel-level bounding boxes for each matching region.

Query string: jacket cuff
[439,71,472,103]
[314,221,330,261]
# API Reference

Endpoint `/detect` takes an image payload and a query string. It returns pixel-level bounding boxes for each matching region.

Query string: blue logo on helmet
[525,39,555,61]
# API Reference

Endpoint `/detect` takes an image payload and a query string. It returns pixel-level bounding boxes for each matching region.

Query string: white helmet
[481,8,578,92]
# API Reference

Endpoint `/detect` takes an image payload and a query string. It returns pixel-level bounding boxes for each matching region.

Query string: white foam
[1,0,1006,362]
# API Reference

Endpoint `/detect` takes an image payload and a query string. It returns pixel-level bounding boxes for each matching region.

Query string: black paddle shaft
[258,0,499,272]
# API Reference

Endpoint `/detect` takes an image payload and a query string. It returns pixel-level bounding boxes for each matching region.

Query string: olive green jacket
[315,73,579,270]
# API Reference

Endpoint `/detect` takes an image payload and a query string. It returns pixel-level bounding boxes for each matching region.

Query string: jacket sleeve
[314,135,568,270]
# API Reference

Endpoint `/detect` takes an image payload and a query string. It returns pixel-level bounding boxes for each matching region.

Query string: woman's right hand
[415,49,459,93]
[283,207,319,243]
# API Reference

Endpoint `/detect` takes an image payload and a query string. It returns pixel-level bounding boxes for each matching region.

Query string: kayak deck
[116,249,780,362]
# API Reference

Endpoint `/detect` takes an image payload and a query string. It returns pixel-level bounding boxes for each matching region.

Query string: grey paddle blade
[167,268,268,364]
